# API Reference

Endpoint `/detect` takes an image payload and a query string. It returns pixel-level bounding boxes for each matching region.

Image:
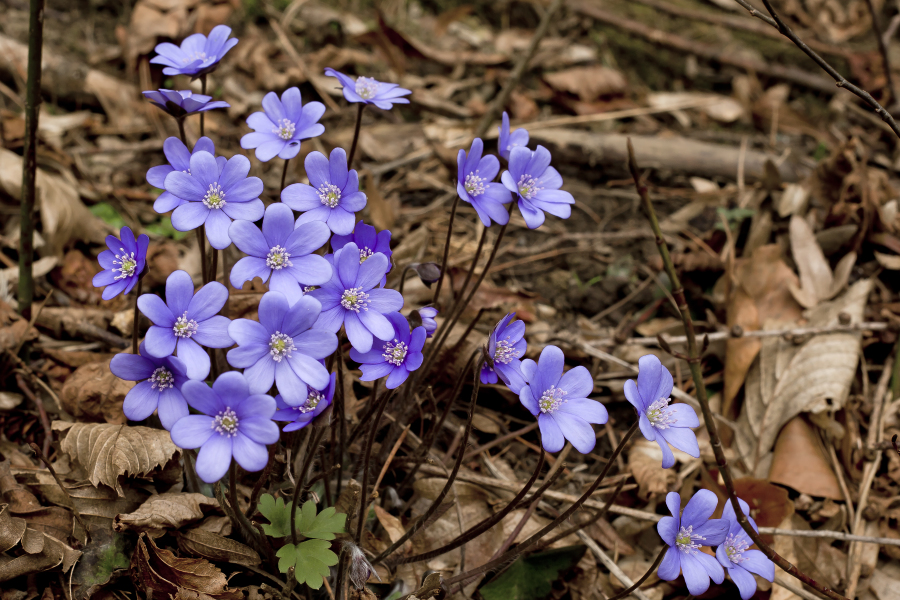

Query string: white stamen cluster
[269,332,295,363]
[355,77,380,100]
[341,287,369,312]
[646,397,677,430]
[266,245,292,270]
[113,248,138,280]
[272,118,296,140]
[202,183,226,209]
[297,390,325,414]
[359,248,374,263]
[173,313,199,338]
[318,183,342,208]
[464,171,486,197]
[302,286,318,295]
[212,407,239,437]
[539,385,567,414]
[183,51,209,64]
[149,367,174,391]
[516,174,542,200]
[676,525,706,555]
[493,339,519,365]
[723,532,750,564]
[381,340,408,366]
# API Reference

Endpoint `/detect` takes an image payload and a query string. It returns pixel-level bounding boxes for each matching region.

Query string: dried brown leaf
[788,216,856,308]
[60,360,132,424]
[114,493,220,535]
[544,66,627,102]
[731,478,794,545]
[627,439,677,500]
[768,417,842,499]
[176,528,260,567]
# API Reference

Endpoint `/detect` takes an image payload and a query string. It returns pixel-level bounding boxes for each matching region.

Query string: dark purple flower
[716,498,774,599]
[349,312,425,389]
[229,203,332,296]
[92,226,149,301]
[657,490,729,596]
[273,372,335,432]
[227,292,336,407]
[457,138,511,227]
[150,25,238,78]
[324,68,411,109]
[501,146,574,230]
[165,151,264,249]
[170,372,279,483]
[480,313,527,394]
[240,88,326,162]
[138,270,233,380]
[147,136,225,213]
[309,242,403,353]
[110,343,190,430]
[519,345,607,453]
[281,149,366,235]
[142,89,230,120]
[417,307,438,337]
[625,354,700,469]
[498,111,529,162]
[331,220,392,286]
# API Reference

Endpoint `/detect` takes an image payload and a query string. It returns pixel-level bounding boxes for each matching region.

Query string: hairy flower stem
[347,103,365,167]
[431,195,460,306]
[176,118,188,146]
[131,278,142,355]
[355,388,396,545]
[200,75,207,137]
[453,225,488,306]
[245,443,276,518]
[627,139,849,600]
[209,248,218,283]
[290,425,328,546]
[605,545,667,600]
[228,463,262,544]
[280,158,290,191]
[196,228,208,284]
[396,265,417,297]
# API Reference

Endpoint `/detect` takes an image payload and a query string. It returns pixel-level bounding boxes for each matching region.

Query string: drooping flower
[480,313,527,394]
[657,490,729,596]
[518,346,607,453]
[240,88,326,162]
[331,220,392,286]
[501,146,574,230]
[170,372,279,483]
[324,68,411,109]
[272,372,335,432]
[138,270,233,380]
[457,138,512,227]
[309,242,403,353]
[227,292,336,407]
[147,136,225,213]
[344,541,382,589]
[92,226,149,300]
[349,312,425,389]
[110,343,190,430]
[624,354,700,469]
[165,151,265,249]
[229,203,332,296]
[150,25,238,78]
[716,498,775,599]
[416,307,438,338]
[498,111,529,162]
[142,90,230,120]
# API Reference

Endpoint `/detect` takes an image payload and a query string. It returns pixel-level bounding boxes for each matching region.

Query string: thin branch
[578,532,653,600]
[864,0,899,105]
[757,527,900,547]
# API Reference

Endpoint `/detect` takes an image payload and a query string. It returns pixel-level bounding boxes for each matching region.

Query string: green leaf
[145,216,187,240]
[296,501,346,540]
[89,202,125,229]
[276,540,338,589]
[258,494,292,537]
[479,546,586,600]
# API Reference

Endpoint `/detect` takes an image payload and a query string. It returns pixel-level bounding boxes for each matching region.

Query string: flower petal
[195,434,233,483]
[657,547,681,581]
[538,413,564,452]
[110,354,156,381]
[170,414,214,449]
[193,315,233,348]
[549,411,596,454]
[658,426,700,458]
[657,515,678,546]
[535,345,564,397]
[729,564,759,600]
[557,365,593,398]
[176,338,211,380]
[139,293,176,327]
[275,359,309,406]
[122,381,159,422]
[681,554,712,597]
[681,489,719,529]
[188,281,228,321]
[740,550,774,581]
[556,397,607,425]
[232,433,270,472]
[157,387,189,430]
[229,219,269,257]
[144,325,177,358]
[244,356,275,394]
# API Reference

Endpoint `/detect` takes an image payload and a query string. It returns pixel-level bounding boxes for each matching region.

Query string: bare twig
[865,0,899,105]
[757,527,900,548]
[29,442,92,544]
[578,532,653,600]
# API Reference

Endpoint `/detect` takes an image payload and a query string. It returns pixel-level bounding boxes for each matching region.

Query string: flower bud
[344,541,380,589]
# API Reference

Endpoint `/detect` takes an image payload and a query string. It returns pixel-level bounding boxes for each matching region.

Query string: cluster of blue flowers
[90,23,775,598]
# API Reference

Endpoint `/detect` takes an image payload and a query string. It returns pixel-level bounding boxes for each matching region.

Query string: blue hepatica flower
[625,354,700,468]
[273,372,335,432]
[498,111,529,162]
[519,346,607,453]
[142,89,230,120]
[138,270,233,381]
[332,220,392,286]
[110,343,190,430]
[501,146,574,230]
[480,313,526,394]
[92,226,149,301]
[229,203,332,296]
[165,151,265,249]
[151,25,238,78]
[147,136,225,213]
[457,138,511,227]
[324,68,411,109]
[227,292,336,407]
[658,490,729,596]
[350,312,425,389]
[281,148,367,236]
[416,307,438,338]
[240,87,326,162]
[716,498,775,599]
[170,372,279,483]
[309,242,403,353]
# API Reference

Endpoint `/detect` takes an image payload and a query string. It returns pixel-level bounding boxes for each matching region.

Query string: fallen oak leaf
[114,493,220,536]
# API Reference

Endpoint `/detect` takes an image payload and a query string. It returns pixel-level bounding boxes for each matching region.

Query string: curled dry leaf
[626,439,678,500]
[768,417,842,500]
[176,528,260,567]
[0,505,81,583]
[114,493,220,535]
[52,421,180,497]
[543,66,627,102]
[647,91,745,123]
[60,360,132,424]
[875,251,900,270]
[788,215,856,308]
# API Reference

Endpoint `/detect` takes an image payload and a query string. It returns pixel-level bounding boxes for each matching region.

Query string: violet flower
[142,90,230,120]
[457,138,511,227]
[92,226,149,300]
[624,354,700,469]
[716,498,775,599]
[518,345,607,453]
[147,136,225,213]
[324,68,411,109]
[229,203,332,296]
[281,148,367,236]
[110,343,190,430]
[138,270,233,380]
[501,146,574,230]
[480,313,527,394]
[227,292,336,407]
[498,111,529,162]
[657,490,729,596]
[151,25,238,78]
[240,87,326,162]
[273,372,335,432]
[331,220,392,286]
[170,372,279,483]
[349,312,425,389]
[165,150,265,249]
[309,242,402,353]
[417,307,438,337]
